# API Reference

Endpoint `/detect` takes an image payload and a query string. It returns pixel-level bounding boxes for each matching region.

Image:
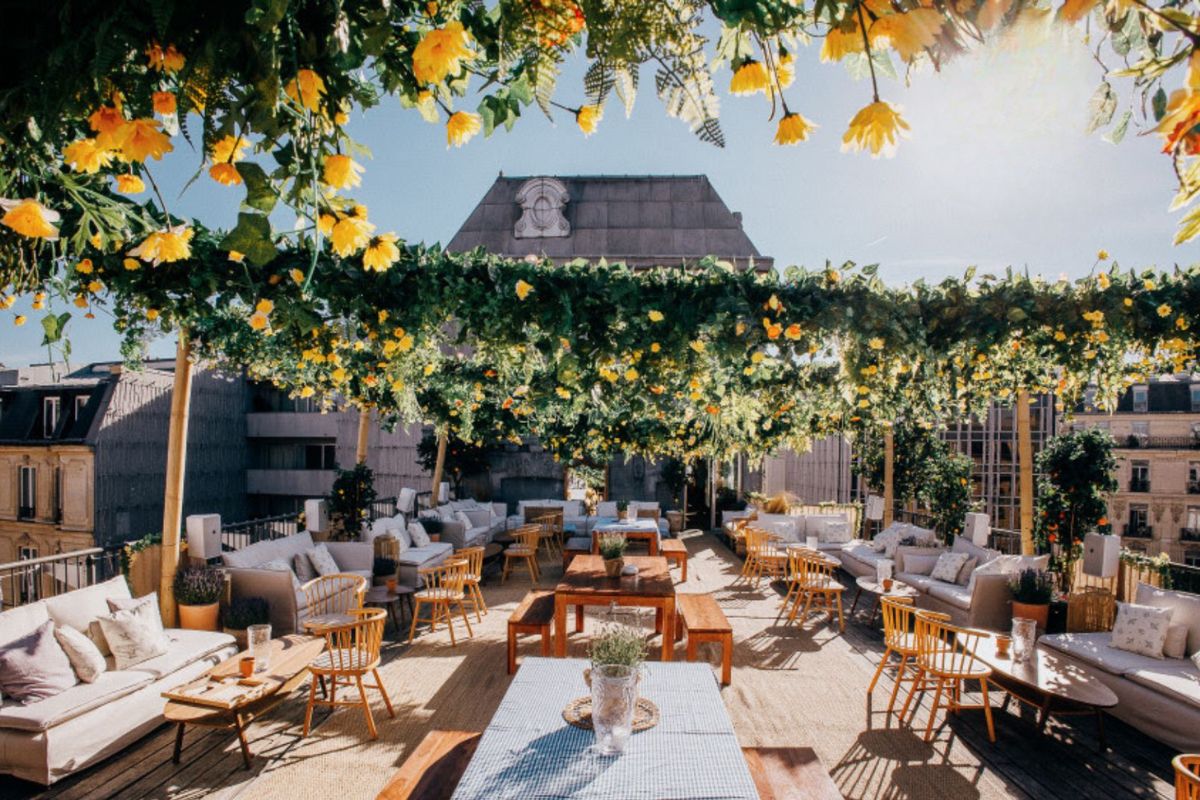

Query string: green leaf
[236,162,277,213]
[245,0,289,31]
[40,312,70,346]
[1153,87,1168,121]
[1103,110,1131,144]
[219,213,277,266]
[1085,82,1116,134]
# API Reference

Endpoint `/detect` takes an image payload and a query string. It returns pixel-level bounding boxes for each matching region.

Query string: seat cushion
[927,581,973,610]
[896,573,936,593]
[1123,663,1200,711]
[396,542,453,567]
[841,541,889,569]
[122,629,237,679]
[0,670,151,732]
[1135,582,1200,656]
[1040,632,1171,676]
[950,536,1000,566]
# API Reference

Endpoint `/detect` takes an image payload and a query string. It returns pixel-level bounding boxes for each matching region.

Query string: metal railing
[1188,480,1200,495]
[988,528,1022,554]
[1120,435,1200,450]
[1129,478,1151,493]
[1168,562,1200,594]
[1181,527,1200,543]
[0,548,122,611]
[1123,523,1153,539]
[368,498,397,520]
[220,514,300,551]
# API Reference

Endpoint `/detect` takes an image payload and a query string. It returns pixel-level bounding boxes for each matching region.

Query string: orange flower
[152,91,177,116]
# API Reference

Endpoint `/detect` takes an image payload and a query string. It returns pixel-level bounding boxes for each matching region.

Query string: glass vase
[1011,617,1037,664]
[247,624,272,673]
[590,663,638,755]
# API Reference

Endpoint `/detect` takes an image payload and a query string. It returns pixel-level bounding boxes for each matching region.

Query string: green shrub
[1008,568,1054,604]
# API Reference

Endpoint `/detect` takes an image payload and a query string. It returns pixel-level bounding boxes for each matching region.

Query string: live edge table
[554,555,676,662]
[450,657,759,800]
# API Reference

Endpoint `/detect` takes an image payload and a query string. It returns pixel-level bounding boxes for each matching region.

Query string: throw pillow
[872,528,902,556]
[0,620,78,703]
[97,598,169,670]
[901,552,941,576]
[1164,623,1189,660]
[306,544,341,577]
[54,625,106,683]
[408,521,431,548]
[86,620,112,657]
[955,556,979,586]
[259,558,304,592]
[454,510,476,532]
[293,552,317,582]
[107,593,167,638]
[931,552,970,583]
[1110,602,1173,659]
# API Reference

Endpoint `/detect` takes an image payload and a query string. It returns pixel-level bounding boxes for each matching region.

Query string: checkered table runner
[451,658,758,800]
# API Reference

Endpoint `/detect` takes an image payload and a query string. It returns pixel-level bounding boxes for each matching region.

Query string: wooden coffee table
[972,636,1119,747]
[849,576,919,623]
[365,584,416,634]
[163,634,325,768]
[553,555,676,661]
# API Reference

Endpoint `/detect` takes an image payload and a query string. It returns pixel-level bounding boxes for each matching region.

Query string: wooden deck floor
[7,533,1181,800]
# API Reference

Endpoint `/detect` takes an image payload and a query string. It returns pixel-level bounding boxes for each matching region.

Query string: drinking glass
[591,663,638,755]
[247,624,272,673]
[1011,618,1036,664]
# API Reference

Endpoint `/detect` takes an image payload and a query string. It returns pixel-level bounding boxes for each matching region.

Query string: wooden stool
[507,590,554,674]
[675,593,733,686]
[660,538,688,582]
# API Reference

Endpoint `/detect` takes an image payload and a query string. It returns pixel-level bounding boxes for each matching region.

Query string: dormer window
[1132,385,1148,413]
[74,394,89,418]
[42,396,60,438]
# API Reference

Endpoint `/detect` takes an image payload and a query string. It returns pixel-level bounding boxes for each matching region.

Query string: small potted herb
[174,565,226,631]
[616,500,629,520]
[597,532,628,577]
[222,597,270,648]
[1009,568,1054,631]
[586,617,647,755]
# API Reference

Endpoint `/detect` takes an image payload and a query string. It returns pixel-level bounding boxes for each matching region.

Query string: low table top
[556,555,674,598]
[972,637,1119,709]
[364,585,414,604]
[854,576,919,598]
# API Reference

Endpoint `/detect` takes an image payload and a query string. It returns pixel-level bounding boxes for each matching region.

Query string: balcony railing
[369,498,398,521]
[0,548,122,611]
[1129,478,1151,493]
[1188,480,1200,495]
[1181,527,1200,542]
[17,505,35,520]
[220,513,300,552]
[1124,523,1153,539]
[1120,435,1200,450]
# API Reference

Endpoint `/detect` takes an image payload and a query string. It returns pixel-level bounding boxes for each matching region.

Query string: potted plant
[374,556,397,589]
[586,618,647,755]
[597,532,628,577]
[223,596,269,649]
[174,565,226,631]
[1009,568,1054,631]
[616,500,629,520]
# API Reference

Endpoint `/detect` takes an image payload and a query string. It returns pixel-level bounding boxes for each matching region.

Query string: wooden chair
[457,545,487,621]
[507,590,554,674]
[531,512,563,562]
[898,609,995,743]
[408,559,474,645]
[501,525,541,584]
[867,596,918,717]
[777,546,816,621]
[675,593,733,685]
[1175,754,1200,800]
[376,730,481,800]
[743,528,787,585]
[660,538,688,582]
[784,550,845,632]
[302,573,367,626]
[303,607,394,740]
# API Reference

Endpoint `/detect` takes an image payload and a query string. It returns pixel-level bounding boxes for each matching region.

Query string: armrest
[968,573,1013,631]
[325,541,374,571]
[227,567,300,635]
[439,520,468,550]
[491,503,507,520]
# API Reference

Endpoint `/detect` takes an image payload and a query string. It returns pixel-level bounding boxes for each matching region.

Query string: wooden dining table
[553,555,676,661]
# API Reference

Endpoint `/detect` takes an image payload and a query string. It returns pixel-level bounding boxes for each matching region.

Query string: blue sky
[2,27,1196,367]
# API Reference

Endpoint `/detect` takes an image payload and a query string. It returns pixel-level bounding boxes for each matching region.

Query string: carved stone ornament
[1111,498,1128,518]
[514,177,570,239]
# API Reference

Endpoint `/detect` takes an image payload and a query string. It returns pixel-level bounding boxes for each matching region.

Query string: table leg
[173,722,185,764]
[1094,709,1107,750]
[575,604,584,634]
[1036,697,1052,734]
[849,587,864,616]
[234,713,252,770]
[655,607,663,634]
[554,595,568,657]
[661,599,675,662]
[650,536,658,556]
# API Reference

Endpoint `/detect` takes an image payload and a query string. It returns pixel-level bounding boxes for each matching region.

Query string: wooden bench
[660,538,688,581]
[507,590,554,674]
[376,729,481,800]
[675,592,733,686]
[742,747,842,800]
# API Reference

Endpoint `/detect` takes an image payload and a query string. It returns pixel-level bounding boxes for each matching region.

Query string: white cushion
[809,516,852,544]
[1123,663,1200,711]
[1193,650,1200,671]
[221,531,315,569]
[54,625,106,683]
[259,558,303,592]
[1111,602,1173,659]
[0,602,51,648]
[454,510,475,531]
[967,553,1050,593]
[872,528,903,557]
[955,556,978,586]
[951,536,999,566]
[0,670,151,732]
[1135,582,1200,656]
[931,552,970,583]
[596,501,618,518]
[123,628,237,679]
[901,553,940,576]
[306,545,341,577]
[43,576,131,636]
[408,521,431,548]
[1166,624,1190,660]
[927,582,973,610]
[436,504,457,522]
[97,596,169,670]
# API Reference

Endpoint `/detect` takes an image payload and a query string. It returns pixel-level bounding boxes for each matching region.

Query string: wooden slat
[376,730,481,800]
[743,747,842,800]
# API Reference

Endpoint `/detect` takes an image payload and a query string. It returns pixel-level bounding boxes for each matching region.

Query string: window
[42,396,60,438]
[304,444,336,470]
[1188,506,1200,530]
[53,466,62,522]
[18,466,36,519]
[1127,504,1150,537]
[1191,462,1200,494]
[1084,386,1097,410]
[1131,460,1150,492]
[1186,551,1200,568]
[1132,385,1148,413]
[74,394,89,418]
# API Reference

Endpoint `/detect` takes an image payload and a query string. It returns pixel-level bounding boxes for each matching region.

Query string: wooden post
[709,459,718,532]
[430,431,448,505]
[158,336,194,626]
[603,463,610,500]
[1017,389,1035,556]
[563,466,570,500]
[882,429,895,527]
[355,407,371,464]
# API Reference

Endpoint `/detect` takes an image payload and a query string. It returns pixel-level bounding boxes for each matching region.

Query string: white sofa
[1040,582,1200,752]
[425,501,506,550]
[0,577,237,785]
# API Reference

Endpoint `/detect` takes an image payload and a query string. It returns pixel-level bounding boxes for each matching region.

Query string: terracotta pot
[1012,601,1050,632]
[179,602,220,631]
[603,558,624,578]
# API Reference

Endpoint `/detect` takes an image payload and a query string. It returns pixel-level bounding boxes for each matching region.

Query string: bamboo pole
[158,336,194,626]
[1017,390,1035,555]
[882,429,895,527]
[429,431,448,505]
[563,466,570,500]
[355,407,370,464]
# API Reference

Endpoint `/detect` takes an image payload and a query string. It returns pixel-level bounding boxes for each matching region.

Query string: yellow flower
[1096,272,1111,290]
[255,299,274,315]
[650,342,661,353]
[330,213,375,257]
[73,295,88,308]
[209,162,242,186]
[210,135,248,165]
[555,386,571,399]
[648,310,664,322]
[317,214,336,236]
[115,174,145,194]
[229,251,245,263]
[821,24,865,62]
[249,312,270,331]
[751,351,765,364]
[412,22,475,84]
[842,101,909,158]
[776,53,795,88]
[869,9,944,62]
[76,259,94,274]
[1157,303,1172,317]
[785,323,802,340]
[123,257,140,271]
[576,105,602,136]
[89,100,127,148]
[285,70,326,112]
[868,337,884,350]
[1143,279,1156,290]
[398,334,414,351]
[624,367,639,382]
[1124,297,1133,307]
[1053,330,1067,341]
[323,154,363,189]
[146,308,159,321]
[690,340,706,354]
[63,138,115,174]
[774,112,816,146]
[446,111,481,147]
[515,279,533,300]
[363,234,400,272]
[1096,249,1109,261]
[299,386,316,398]
[146,43,185,73]
[857,398,871,409]
[152,91,177,116]
[118,118,173,162]
[128,225,193,265]
[730,60,770,95]
[290,268,305,284]
[1,199,60,239]
[14,315,26,326]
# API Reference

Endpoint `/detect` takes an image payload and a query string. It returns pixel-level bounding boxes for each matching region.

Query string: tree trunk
[1017,390,1035,556]
[883,429,895,527]
[430,432,448,505]
[355,407,370,464]
[158,336,194,626]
